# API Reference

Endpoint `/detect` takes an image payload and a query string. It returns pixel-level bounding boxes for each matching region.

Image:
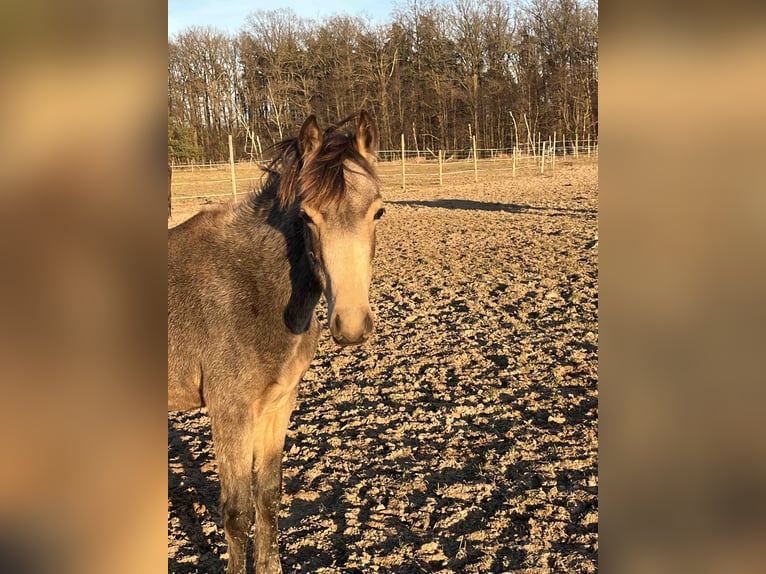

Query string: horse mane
[260,113,378,211]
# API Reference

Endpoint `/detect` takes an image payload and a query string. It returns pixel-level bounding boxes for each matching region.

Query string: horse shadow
[387,199,596,218]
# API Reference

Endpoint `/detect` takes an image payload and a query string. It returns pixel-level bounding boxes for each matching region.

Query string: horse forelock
[262,121,376,211]
[297,132,377,210]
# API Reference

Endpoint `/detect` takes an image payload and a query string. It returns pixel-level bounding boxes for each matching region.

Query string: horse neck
[233,191,321,334]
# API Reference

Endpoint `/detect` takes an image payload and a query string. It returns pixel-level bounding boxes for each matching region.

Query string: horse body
[168,111,381,574]
[168,194,320,412]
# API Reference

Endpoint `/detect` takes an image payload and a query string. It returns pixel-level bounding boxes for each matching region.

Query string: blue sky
[168,0,400,37]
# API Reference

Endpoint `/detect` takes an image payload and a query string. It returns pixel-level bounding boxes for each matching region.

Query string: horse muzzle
[330,310,374,346]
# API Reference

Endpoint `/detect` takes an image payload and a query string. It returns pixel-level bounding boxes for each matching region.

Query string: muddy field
[168,161,598,573]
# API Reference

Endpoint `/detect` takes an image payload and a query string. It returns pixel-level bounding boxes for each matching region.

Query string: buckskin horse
[168,111,384,573]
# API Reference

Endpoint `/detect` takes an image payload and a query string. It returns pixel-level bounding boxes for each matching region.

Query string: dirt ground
[168,160,598,573]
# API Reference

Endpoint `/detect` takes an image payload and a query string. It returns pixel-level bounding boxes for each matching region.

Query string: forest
[168,0,597,163]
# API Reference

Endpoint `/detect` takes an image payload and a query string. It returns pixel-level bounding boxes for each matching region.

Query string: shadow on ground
[388,199,596,218]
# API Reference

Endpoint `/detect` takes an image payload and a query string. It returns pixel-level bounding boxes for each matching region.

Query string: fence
[169,140,598,204]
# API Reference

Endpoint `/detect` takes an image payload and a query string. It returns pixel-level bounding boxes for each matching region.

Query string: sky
[168,0,400,37]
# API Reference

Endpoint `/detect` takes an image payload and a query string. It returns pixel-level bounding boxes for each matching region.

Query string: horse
[168,111,384,574]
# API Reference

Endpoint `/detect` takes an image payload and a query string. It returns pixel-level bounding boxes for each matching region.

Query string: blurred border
[0,1,167,573]
[601,2,766,573]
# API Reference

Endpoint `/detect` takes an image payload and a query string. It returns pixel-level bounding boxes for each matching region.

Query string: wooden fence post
[472,135,478,182]
[438,149,443,186]
[541,141,546,174]
[552,131,556,171]
[401,133,406,191]
[512,146,517,177]
[229,134,237,200]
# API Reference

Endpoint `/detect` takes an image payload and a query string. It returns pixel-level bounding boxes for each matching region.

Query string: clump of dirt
[169,162,598,573]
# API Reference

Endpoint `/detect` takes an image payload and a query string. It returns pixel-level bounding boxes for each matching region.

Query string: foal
[168,111,383,573]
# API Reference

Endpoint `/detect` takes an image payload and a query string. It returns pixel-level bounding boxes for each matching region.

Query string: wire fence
[169,142,598,203]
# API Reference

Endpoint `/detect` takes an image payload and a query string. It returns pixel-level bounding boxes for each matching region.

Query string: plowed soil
[168,161,598,573]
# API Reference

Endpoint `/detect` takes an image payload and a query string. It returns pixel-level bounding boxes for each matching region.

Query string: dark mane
[260,113,378,211]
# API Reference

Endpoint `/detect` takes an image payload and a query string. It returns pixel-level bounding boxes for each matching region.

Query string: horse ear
[356,110,379,160]
[299,115,322,157]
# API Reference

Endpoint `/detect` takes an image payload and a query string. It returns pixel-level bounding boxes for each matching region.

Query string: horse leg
[210,405,255,574]
[252,390,296,574]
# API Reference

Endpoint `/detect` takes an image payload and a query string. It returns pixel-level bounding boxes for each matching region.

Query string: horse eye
[300,209,314,225]
[374,208,385,220]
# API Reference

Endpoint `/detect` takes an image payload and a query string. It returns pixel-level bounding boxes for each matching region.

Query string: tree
[167,0,598,158]
[168,116,199,163]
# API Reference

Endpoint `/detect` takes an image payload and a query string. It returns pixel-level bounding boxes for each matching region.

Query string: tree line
[168,0,597,163]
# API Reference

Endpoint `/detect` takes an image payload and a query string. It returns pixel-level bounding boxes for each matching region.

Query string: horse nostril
[331,312,373,345]
[332,314,343,335]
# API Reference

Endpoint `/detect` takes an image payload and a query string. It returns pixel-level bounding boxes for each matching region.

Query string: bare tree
[240,9,309,142]
[168,0,598,158]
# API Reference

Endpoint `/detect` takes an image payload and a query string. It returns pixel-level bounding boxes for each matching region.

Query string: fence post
[512,146,517,177]
[228,134,237,200]
[552,131,556,171]
[438,149,443,186]
[401,133,406,191]
[575,132,579,158]
[472,135,478,183]
[541,141,546,174]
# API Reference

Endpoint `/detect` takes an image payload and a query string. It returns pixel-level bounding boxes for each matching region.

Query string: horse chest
[258,332,316,414]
